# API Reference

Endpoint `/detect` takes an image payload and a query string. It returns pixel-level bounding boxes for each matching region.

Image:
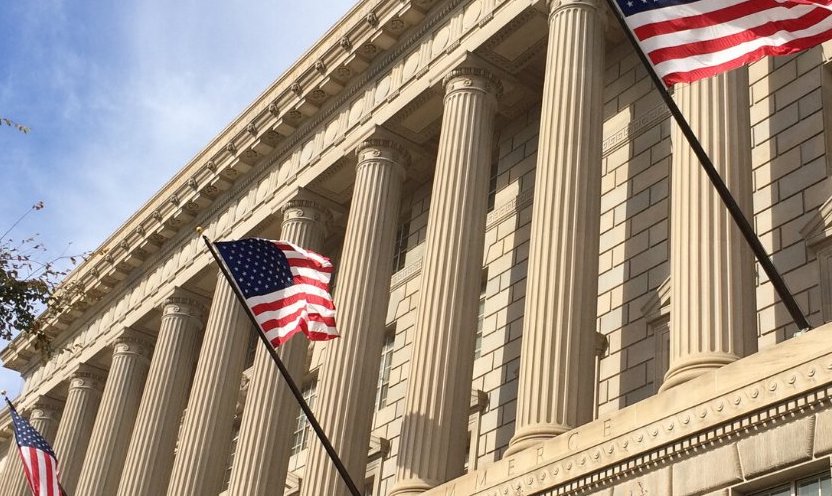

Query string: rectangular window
[474,297,485,360]
[376,332,395,410]
[751,472,831,496]
[487,160,499,211]
[392,221,412,272]
[290,382,317,456]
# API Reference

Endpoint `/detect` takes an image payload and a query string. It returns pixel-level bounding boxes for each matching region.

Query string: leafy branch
[1,117,29,134]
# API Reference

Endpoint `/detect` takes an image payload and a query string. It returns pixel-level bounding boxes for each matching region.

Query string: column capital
[114,329,155,361]
[547,0,603,15]
[442,66,503,98]
[162,287,208,321]
[69,364,107,392]
[29,397,63,422]
[355,136,411,173]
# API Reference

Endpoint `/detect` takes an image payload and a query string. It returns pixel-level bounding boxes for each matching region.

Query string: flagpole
[200,235,362,496]
[601,0,812,332]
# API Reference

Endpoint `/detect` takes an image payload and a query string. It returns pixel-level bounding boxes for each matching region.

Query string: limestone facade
[2,1,832,495]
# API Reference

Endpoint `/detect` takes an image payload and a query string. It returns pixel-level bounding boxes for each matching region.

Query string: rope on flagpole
[602,0,812,332]
[200,234,362,496]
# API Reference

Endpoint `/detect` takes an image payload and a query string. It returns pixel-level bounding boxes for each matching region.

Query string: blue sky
[0,0,356,397]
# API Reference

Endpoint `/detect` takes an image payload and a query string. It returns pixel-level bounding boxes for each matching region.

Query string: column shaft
[165,276,251,496]
[507,0,605,455]
[227,197,328,496]
[117,291,206,496]
[8,401,62,496]
[301,139,407,496]
[75,331,154,496]
[52,366,105,494]
[390,67,499,496]
[662,68,757,390]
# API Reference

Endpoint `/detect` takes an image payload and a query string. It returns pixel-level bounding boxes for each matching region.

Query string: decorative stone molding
[113,329,155,361]
[390,258,423,291]
[356,137,411,173]
[602,103,670,158]
[69,364,107,392]
[424,323,832,496]
[486,189,534,230]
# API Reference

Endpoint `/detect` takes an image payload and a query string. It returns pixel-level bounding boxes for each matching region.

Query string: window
[487,160,499,211]
[376,332,395,410]
[751,472,831,496]
[474,298,485,360]
[290,382,317,456]
[392,221,412,272]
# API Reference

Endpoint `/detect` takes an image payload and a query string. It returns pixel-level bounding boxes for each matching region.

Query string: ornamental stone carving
[442,66,503,98]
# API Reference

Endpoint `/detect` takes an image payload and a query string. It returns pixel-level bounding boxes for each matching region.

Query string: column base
[660,352,740,392]
[505,423,570,457]
[388,477,437,496]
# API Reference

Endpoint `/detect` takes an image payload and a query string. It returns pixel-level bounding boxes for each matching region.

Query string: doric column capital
[114,329,155,361]
[163,287,208,322]
[442,66,503,99]
[69,364,107,392]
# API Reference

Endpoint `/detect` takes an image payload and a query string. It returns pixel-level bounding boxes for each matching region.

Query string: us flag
[6,399,65,496]
[214,238,338,346]
[615,0,832,85]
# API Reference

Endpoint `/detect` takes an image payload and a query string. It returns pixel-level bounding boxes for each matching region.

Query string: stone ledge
[425,322,832,496]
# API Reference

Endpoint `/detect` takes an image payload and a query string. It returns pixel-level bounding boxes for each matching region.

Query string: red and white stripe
[19,446,61,496]
[622,0,832,85]
[247,241,338,346]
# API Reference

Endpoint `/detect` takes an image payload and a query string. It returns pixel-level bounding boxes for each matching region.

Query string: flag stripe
[616,0,832,85]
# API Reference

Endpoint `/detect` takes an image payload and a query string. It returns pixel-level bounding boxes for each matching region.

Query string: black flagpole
[602,0,812,331]
[200,235,362,496]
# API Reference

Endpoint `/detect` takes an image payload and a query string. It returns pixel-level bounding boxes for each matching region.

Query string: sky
[0,0,357,398]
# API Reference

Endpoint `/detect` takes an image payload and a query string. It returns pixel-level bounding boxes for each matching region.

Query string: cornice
[7,0,448,354]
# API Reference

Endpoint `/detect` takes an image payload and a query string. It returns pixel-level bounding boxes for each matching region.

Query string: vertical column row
[301,138,408,496]
[76,330,154,496]
[390,66,500,496]
[117,290,207,496]
[663,69,757,390]
[227,195,329,496]
[165,275,251,496]
[508,0,606,455]
[53,365,106,494]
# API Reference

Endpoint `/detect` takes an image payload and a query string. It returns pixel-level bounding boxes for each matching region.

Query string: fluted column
[75,330,154,496]
[300,138,407,496]
[116,289,206,496]
[165,275,252,496]
[0,431,21,495]
[661,68,757,391]
[227,195,328,496]
[52,365,106,494]
[5,399,62,496]
[506,0,605,455]
[390,67,500,496]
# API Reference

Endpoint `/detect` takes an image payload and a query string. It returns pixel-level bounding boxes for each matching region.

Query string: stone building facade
[1,0,832,495]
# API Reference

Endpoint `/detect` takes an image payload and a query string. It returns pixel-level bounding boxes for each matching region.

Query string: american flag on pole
[214,238,338,346]
[5,399,65,496]
[615,0,832,86]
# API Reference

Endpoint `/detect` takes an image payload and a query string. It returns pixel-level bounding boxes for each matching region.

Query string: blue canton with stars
[215,238,295,298]
[617,0,700,17]
[9,402,56,458]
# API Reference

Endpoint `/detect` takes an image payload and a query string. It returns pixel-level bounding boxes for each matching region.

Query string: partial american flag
[6,399,65,496]
[615,0,832,86]
[214,238,338,346]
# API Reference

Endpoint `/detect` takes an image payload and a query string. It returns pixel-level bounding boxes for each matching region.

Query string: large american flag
[6,399,65,496]
[214,238,338,346]
[615,0,832,86]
